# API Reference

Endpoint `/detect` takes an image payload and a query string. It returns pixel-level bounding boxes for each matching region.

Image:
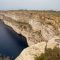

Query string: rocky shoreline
[0,10,60,60]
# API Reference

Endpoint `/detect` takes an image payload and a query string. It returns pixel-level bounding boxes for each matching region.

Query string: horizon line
[0,9,60,11]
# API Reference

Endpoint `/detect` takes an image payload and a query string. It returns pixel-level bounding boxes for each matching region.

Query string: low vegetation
[0,55,13,60]
[35,47,60,60]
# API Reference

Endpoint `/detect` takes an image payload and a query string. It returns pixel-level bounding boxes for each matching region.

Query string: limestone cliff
[0,10,60,46]
[15,36,60,60]
[0,10,60,60]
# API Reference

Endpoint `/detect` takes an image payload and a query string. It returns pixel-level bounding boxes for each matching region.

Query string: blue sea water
[0,20,28,59]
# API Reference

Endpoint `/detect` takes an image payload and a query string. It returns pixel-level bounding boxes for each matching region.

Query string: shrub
[35,47,60,60]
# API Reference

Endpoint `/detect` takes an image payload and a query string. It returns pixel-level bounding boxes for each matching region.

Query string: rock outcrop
[0,10,60,60]
[16,36,60,60]
[0,10,60,46]
[15,42,46,60]
[47,36,60,49]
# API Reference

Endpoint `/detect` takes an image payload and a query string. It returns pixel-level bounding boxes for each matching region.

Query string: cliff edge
[0,10,60,60]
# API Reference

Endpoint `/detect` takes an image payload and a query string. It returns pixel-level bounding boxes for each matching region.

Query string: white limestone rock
[47,36,60,49]
[15,42,46,60]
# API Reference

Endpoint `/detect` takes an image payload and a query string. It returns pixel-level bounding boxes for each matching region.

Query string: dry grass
[35,47,60,60]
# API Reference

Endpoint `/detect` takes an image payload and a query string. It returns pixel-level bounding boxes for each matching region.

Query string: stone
[0,11,60,46]
[47,36,60,49]
[15,42,46,60]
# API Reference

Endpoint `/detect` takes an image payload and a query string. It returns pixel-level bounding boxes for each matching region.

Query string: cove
[0,20,28,59]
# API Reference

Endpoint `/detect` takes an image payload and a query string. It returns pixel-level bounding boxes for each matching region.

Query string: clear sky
[0,0,60,11]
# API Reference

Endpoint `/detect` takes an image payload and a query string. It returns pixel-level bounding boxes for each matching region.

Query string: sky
[0,0,60,11]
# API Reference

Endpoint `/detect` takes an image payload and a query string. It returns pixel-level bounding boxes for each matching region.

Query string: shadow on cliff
[0,19,28,59]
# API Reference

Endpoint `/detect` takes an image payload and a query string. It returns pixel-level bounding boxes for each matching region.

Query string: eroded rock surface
[16,36,60,60]
[15,42,46,60]
[0,10,60,60]
[47,36,60,49]
[0,10,60,46]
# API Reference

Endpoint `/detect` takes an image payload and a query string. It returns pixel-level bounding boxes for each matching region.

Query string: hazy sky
[0,0,60,11]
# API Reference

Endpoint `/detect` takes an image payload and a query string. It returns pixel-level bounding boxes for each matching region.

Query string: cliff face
[15,36,60,60]
[0,10,60,60]
[0,10,60,46]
